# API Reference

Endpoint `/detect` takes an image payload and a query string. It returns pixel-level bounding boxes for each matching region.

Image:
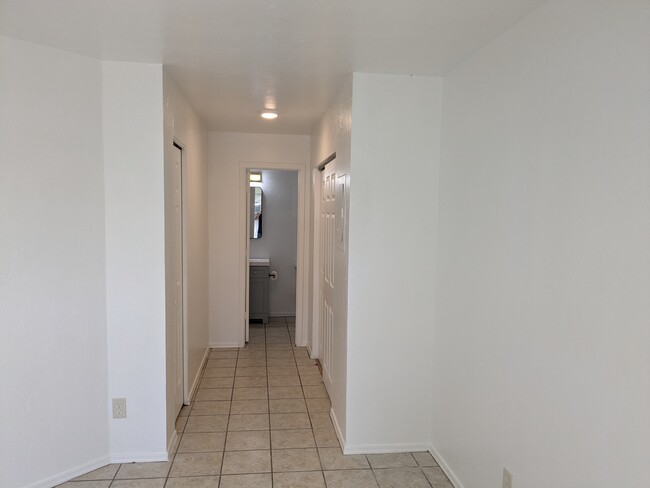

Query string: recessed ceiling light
[261,112,278,120]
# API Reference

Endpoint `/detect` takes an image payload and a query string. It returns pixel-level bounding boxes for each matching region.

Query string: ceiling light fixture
[261,112,278,120]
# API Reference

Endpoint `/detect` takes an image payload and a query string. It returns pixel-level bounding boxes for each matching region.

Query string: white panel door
[171,144,184,415]
[319,161,338,387]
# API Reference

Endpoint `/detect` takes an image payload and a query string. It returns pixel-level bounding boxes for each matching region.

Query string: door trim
[238,161,309,347]
[173,138,189,405]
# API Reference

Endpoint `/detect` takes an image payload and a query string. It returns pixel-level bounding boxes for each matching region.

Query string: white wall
[208,132,310,346]
[0,37,109,487]
[103,61,168,461]
[344,74,442,452]
[309,76,353,442]
[163,71,210,445]
[250,170,298,316]
[433,2,650,487]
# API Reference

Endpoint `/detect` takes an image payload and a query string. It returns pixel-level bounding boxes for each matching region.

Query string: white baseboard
[109,451,168,463]
[330,408,346,451]
[209,342,240,349]
[23,455,112,488]
[428,443,465,488]
[166,430,179,460]
[187,347,210,403]
[344,442,432,455]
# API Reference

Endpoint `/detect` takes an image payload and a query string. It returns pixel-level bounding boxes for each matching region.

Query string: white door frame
[173,138,190,405]
[238,161,309,347]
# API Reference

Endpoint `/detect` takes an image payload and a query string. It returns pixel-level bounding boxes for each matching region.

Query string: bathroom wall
[250,170,298,316]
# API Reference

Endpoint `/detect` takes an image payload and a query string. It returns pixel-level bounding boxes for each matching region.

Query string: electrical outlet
[502,468,513,488]
[112,398,127,419]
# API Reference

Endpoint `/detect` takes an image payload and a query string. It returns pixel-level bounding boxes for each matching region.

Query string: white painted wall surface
[345,74,442,453]
[250,170,298,316]
[208,132,310,347]
[309,76,353,442]
[103,61,168,461]
[163,72,210,446]
[0,37,109,487]
[433,2,650,487]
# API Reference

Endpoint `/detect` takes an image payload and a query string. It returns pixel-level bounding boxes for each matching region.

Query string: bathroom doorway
[238,162,309,347]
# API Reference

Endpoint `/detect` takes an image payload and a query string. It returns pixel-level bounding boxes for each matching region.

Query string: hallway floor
[60,317,453,488]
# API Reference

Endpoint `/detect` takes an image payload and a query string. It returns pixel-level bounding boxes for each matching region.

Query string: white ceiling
[0,0,545,134]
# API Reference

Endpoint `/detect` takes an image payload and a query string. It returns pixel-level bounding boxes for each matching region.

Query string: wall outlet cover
[112,397,127,419]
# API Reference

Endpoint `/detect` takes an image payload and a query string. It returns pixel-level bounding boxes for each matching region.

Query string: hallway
[60,318,452,488]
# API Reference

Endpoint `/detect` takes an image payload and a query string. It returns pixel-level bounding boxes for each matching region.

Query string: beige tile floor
[59,317,453,488]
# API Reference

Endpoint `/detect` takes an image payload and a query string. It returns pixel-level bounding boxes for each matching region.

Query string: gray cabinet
[249,265,269,323]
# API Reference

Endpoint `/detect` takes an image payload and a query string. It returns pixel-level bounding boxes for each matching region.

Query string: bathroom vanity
[249,258,269,323]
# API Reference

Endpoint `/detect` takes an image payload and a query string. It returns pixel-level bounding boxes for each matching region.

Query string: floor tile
[110,480,166,488]
[230,399,269,415]
[367,453,417,469]
[221,450,271,474]
[303,385,329,399]
[272,448,321,472]
[72,464,120,481]
[266,357,296,366]
[185,415,229,433]
[268,386,304,399]
[200,377,235,389]
[219,473,272,488]
[421,467,454,488]
[300,375,324,386]
[178,432,226,453]
[169,452,222,477]
[313,429,340,448]
[271,429,316,449]
[191,400,231,415]
[298,365,321,375]
[195,388,232,401]
[270,412,311,430]
[323,470,378,488]
[236,359,267,367]
[207,358,237,368]
[267,365,298,376]
[58,482,111,488]
[225,430,271,451]
[309,412,333,429]
[373,467,431,488]
[269,398,307,413]
[232,387,268,400]
[164,476,219,487]
[293,349,310,358]
[268,376,302,387]
[266,350,295,358]
[115,461,171,479]
[318,448,369,470]
[203,367,236,378]
[235,367,267,377]
[210,349,238,359]
[228,414,270,431]
[412,451,438,467]
[234,376,267,388]
[273,471,326,488]
[176,415,189,433]
[306,398,331,413]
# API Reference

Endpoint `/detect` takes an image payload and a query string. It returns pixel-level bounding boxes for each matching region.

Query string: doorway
[238,162,309,348]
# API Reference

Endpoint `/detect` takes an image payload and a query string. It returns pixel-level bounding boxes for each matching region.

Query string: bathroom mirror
[250,187,263,239]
